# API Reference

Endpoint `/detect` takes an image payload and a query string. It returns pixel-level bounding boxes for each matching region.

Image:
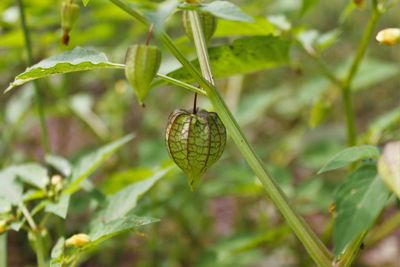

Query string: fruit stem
[192,93,198,114]
[146,24,154,46]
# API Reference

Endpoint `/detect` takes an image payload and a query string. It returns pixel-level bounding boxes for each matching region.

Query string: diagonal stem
[109,0,333,265]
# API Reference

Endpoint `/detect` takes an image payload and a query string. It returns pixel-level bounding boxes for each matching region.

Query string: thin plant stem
[19,203,46,267]
[188,10,332,266]
[17,0,50,154]
[156,74,207,95]
[341,6,380,147]
[366,212,400,247]
[334,4,381,267]
[108,1,333,265]
[0,234,6,267]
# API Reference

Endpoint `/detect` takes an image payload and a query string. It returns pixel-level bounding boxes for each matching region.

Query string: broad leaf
[45,154,72,177]
[363,107,400,144]
[214,17,277,37]
[89,212,158,245]
[169,36,290,81]
[333,165,390,255]
[147,0,180,31]
[318,145,379,174]
[5,47,124,92]
[50,237,65,267]
[66,134,135,193]
[94,166,172,224]
[7,163,49,189]
[378,141,400,199]
[45,194,71,219]
[0,170,22,205]
[199,1,254,23]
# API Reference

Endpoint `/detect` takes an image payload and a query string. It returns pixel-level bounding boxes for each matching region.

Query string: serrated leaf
[199,1,253,23]
[7,163,49,189]
[5,47,124,92]
[89,212,158,245]
[333,165,390,255]
[45,154,72,177]
[169,36,290,81]
[65,134,134,194]
[318,145,380,174]
[378,141,400,199]
[45,194,71,219]
[94,166,172,224]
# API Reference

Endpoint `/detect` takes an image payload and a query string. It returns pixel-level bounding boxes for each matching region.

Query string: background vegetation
[0,0,399,266]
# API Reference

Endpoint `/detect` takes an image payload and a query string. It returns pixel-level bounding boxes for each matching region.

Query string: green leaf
[7,163,49,189]
[333,165,390,255]
[94,166,172,224]
[82,0,90,6]
[0,170,22,205]
[65,134,135,194]
[168,36,290,81]
[378,141,400,199]
[50,237,65,264]
[147,0,180,31]
[300,0,319,16]
[89,212,158,245]
[318,145,380,174]
[214,17,277,37]
[199,1,254,23]
[69,94,110,139]
[45,194,71,219]
[45,154,72,177]
[363,107,400,144]
[5,47,124,92]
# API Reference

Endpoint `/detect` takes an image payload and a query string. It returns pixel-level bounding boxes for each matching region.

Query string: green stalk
[188,11,332,266]
[20,203,46,267]
[366,212,400,247]
[0,234,6,267]
[109,0,333,265]
[341,5,380,146]
[17,0,50,154]
[334,4,381,266]
[156,74,206,95]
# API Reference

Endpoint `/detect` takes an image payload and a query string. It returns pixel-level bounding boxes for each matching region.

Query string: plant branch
[17,0,50,154]
[108,1,333,265]
[156,74,206,95]
[19,203,46,267]
[340,6,380,147]
[188,10,332,266]
[0,234,6,267]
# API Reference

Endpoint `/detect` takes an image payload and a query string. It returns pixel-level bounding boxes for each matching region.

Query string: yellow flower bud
[376,28,400,46]
[65,233,90,248]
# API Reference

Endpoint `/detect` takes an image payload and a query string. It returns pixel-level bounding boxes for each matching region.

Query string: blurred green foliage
[0,0,399,266]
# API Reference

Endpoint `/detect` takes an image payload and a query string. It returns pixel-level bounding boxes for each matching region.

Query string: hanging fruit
[61,0,80,45]
[124,44,161,106]
[165,109,226,190]
[182,10,217,43]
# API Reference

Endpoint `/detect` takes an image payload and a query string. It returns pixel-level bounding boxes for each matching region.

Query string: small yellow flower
[65,233,91,248]
[376,28,400,46]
